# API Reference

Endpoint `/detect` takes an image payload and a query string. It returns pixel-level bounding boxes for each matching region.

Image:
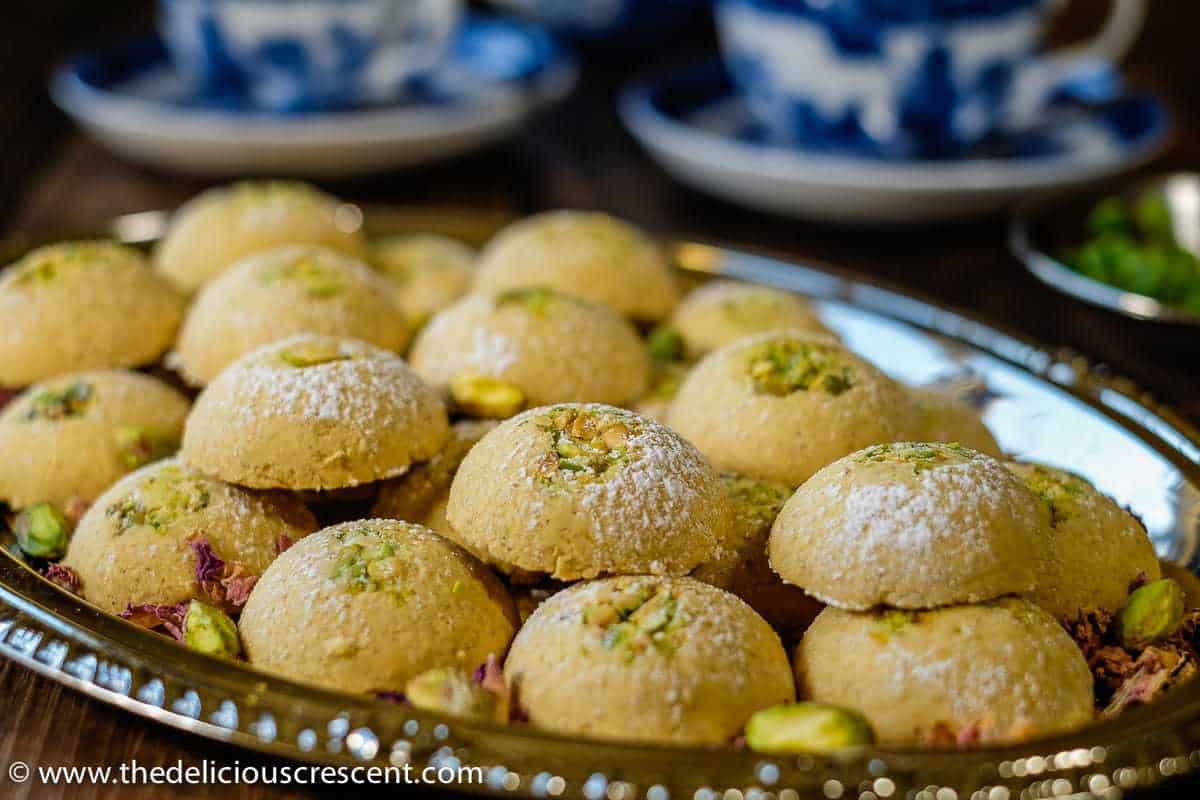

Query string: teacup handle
[1051,0,1147,62]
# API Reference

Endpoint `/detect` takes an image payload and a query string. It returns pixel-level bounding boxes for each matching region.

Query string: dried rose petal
[120,602,188,642]
[189,535,226,583]
[43,563,80,593]
[222,571,257,609]
[275,534,295,555]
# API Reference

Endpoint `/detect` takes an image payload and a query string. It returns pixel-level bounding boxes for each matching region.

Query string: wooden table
[2,2,1200,798]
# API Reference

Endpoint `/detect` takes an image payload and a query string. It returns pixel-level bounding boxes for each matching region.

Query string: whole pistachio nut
[182,600,241,658]
[449,373,526,419]
[405,666,507,723]
[13,503,71,559]
[646,326,684,362]
[1116,578,1186,648]
[745,702,875,755]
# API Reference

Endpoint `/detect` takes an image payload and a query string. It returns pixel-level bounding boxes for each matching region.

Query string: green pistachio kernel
[183,600,241,658]
[26,382,93,421]
[405,667,507,722]
[646,326,684,362]
[114,425,180,469]
[747,340,854,397]
[1115,578,1186,648]
[495,286,559,316]
[745,702,875,755]
[278,342,352,368]
[13,503,71,559]
[449,373,526,419]
[260,258,345,298]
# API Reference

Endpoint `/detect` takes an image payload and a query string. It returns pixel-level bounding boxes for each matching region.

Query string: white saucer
[52,19,577,178]
[620,63,1171,226]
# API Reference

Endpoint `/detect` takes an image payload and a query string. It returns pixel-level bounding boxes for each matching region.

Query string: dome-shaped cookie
[0,371,190,510]
[181,335,449,490]
[172,245,409,385]
[907,387,1003,457]
[154,181,367,293]
[409,289,651,413]
[0,242,184,387]
[668,280,831,360]
[795,600,1094,745]
[239,519,518,694]
[667,332,911,485]
[372,419,497,534]
[474,211,681,322]
[1008,462,1161,620]
[692,475,822,639]
[371,234,476,331]
[61,458,317,614]
[770,442,1052,610]
[446,404,734,580]
[505,575,795,745]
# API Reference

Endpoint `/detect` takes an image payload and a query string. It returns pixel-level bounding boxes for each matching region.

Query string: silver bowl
[1010,172,1200,327]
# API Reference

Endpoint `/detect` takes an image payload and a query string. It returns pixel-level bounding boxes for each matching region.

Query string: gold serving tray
[2,207,1200,799]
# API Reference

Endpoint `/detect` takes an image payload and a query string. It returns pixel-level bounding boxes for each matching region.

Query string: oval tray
[3,210,1200,800]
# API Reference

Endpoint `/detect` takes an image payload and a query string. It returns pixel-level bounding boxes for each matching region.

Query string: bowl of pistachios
[1011,172,1200,327]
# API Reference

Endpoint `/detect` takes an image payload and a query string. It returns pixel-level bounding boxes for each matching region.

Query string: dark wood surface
[2,1,1200,798]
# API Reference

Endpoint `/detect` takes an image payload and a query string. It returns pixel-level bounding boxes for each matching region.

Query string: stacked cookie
[770,442,1158,745]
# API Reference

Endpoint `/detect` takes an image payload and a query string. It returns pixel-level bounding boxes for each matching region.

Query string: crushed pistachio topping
[538,407,635,482]
[259,257,345,298]
[330,528,411,603]
[747,340,854,397]
[114,425,180,469]
[853,442,977,475]
[277,341,352,368]
[582,580,690,660]
[449,373,526,419]
[1016,464,1088,527]
[494,286,560,316]
[106,465,211,534]
[25,382,93,421]
[10,242,126,286]
[723,474,793,536]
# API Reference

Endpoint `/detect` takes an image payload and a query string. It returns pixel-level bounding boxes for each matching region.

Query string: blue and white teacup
[487,0,701,42]
[716,0,1147,158]
[159,0,462,112]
